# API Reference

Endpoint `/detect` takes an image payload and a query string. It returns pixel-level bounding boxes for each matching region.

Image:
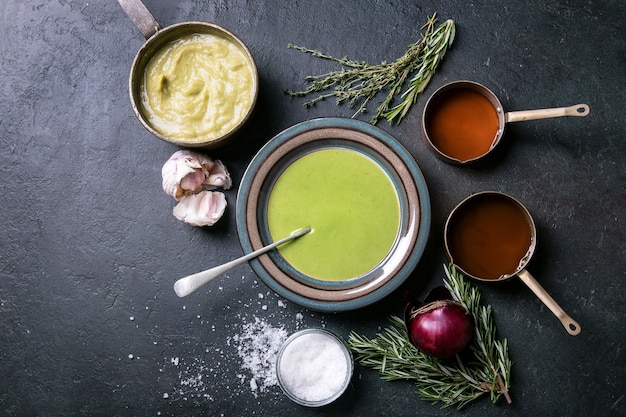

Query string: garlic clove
[203,159,232,190]
[162,150,221,200]
[172,190,227,227]
[179,169,206,195]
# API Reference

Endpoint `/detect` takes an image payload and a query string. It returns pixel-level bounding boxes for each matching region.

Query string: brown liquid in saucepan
[447,194,533,280]
[426,88,500,162]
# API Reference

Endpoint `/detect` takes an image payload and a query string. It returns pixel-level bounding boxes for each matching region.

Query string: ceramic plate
[236,118,430,311]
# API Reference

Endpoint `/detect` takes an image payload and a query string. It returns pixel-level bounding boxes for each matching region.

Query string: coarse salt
[277,330,351,404]
[232,316,287,395]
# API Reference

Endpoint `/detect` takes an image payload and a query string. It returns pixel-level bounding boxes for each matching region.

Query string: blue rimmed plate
[236,118,430,312]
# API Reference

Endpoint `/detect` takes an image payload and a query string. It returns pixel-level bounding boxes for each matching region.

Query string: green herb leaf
[347,264,513,409]
[285,13,455,125]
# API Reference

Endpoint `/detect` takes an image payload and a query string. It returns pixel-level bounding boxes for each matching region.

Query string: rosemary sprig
[285,13,455,125]
[347,264,513,409]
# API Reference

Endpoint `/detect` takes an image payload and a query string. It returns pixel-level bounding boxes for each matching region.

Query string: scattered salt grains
[165,355,217,403]
[232,316,288,396]
[180,373,204,391]
[155,292,325,407]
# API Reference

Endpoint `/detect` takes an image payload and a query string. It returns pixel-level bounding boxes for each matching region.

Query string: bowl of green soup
[120,0,258,148]
[236,118,431,312]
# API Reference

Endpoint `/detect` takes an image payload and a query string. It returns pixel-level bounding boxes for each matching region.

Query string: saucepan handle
[517,269,581,336]
[505,104,589,123]
[118,0,161,40]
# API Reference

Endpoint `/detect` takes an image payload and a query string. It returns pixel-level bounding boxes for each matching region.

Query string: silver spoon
[173,227,312,297]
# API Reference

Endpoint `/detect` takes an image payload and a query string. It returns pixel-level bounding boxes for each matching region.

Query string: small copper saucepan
[444,191,581,336]
[118,0,258,148]
[422,80,589,165]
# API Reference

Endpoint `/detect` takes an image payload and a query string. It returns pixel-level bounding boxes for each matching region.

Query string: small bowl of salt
[276,328,353,407]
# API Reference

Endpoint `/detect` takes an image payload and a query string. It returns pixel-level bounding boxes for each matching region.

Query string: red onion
[404,286,474,359]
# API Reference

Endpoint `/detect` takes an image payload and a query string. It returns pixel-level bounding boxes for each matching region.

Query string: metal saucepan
[118,0,258,148]
[422,80,589,164]
[444,191,581,336]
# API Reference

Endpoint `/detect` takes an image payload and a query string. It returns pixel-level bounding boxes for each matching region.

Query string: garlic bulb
[172,191,227,227]
[162,150,232,227]
[162,150,232,200]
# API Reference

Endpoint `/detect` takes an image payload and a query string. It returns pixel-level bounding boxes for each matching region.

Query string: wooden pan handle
[505,104,589,123]
[517,269,581,336]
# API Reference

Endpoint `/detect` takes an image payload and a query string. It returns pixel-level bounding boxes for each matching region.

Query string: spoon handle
[173,227,311,298]
[505,104,589,123]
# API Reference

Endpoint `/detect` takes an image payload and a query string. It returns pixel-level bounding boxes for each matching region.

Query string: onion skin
[404,287,474,359]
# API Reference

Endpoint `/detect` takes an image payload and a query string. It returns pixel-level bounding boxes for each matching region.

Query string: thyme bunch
[347,264,513,409]
[285,14,455,125]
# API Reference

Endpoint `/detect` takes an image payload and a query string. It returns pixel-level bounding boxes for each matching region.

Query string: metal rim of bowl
[128,21,259,148]
[421,80,506,164]
[443,190,537,281]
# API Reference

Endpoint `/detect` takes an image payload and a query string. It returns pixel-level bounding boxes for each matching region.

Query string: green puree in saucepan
[267,148,401,281]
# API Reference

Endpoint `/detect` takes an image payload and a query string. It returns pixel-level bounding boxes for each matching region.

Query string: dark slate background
[1,1,625,416]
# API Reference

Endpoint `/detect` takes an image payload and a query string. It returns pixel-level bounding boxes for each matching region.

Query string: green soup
[267,148,401,281]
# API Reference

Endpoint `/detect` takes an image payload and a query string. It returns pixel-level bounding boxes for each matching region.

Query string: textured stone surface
[1,0,624,416]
